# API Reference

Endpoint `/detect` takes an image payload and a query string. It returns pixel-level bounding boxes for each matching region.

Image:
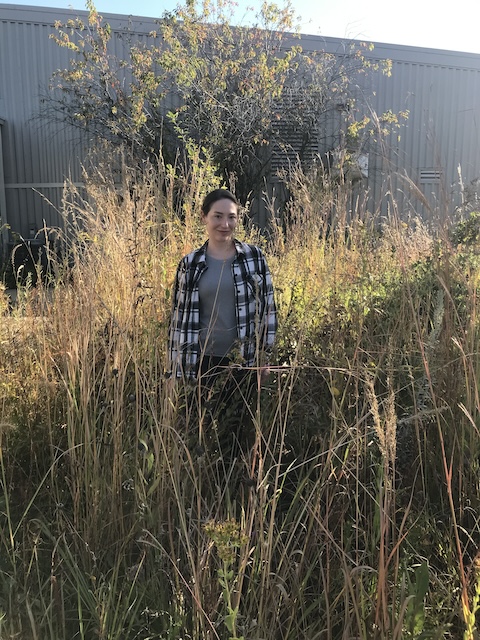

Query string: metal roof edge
[1,3,480,68]
[0,3,159,30]
[296,33,480,68]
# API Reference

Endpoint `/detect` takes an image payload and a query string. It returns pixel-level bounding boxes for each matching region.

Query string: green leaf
[414,562,429,601]
[224,607,238,633]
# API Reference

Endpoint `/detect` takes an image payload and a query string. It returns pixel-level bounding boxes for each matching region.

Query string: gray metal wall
[309,36,480,222]
[1,5,82,240]
[1,3,480,246]
[0,4,161,245]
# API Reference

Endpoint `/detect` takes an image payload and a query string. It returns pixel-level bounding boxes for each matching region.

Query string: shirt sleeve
[167,258,187,376]
[262,254,278,354]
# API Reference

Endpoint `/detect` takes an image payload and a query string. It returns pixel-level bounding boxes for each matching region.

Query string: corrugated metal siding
[0,9,87,239]
[295,35,480,220]
[0,5,164,241]
[0,119,7,249]
[353,50,480,219]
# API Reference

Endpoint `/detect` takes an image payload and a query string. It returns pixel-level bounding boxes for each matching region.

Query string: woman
[168,188,277,382]
[168,189,277,458]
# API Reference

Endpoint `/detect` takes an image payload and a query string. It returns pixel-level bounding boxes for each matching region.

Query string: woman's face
[203,198,238,245]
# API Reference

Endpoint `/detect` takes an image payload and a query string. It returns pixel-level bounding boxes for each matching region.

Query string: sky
[6,0,480,55]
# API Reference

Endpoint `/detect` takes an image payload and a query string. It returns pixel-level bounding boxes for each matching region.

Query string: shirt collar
[198,239,245,261]
[234,239,246,255]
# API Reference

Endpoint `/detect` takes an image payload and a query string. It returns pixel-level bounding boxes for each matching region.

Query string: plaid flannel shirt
[168,239,277,379]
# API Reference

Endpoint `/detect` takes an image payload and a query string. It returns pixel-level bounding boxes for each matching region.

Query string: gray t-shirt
[198,254,237,357]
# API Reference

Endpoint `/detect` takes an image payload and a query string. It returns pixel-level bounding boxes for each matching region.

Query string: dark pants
[186,356,257,461]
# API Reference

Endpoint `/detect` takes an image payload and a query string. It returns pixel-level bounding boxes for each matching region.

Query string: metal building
[0,3,162,259]
[1,3,480,256]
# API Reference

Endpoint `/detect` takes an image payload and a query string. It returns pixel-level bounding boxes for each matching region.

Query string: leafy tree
[48,0,169,155]
[48,0,399,210]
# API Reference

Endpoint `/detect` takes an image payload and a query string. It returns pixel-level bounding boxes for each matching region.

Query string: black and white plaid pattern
[168,240,277,379]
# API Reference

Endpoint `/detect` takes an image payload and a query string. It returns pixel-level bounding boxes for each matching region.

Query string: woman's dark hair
[201,189,239,217]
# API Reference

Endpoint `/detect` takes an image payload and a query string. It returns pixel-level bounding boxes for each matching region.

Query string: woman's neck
[206,239,236,260]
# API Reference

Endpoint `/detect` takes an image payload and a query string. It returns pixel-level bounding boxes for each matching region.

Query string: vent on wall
[419,168,443,183]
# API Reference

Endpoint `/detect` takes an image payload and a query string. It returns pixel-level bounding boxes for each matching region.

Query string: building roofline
[2,2,480,69]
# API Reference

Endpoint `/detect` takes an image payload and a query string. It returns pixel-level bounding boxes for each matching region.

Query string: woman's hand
[260,365,271,380]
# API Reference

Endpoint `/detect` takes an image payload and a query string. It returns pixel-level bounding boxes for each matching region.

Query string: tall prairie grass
[1,150,480,639]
